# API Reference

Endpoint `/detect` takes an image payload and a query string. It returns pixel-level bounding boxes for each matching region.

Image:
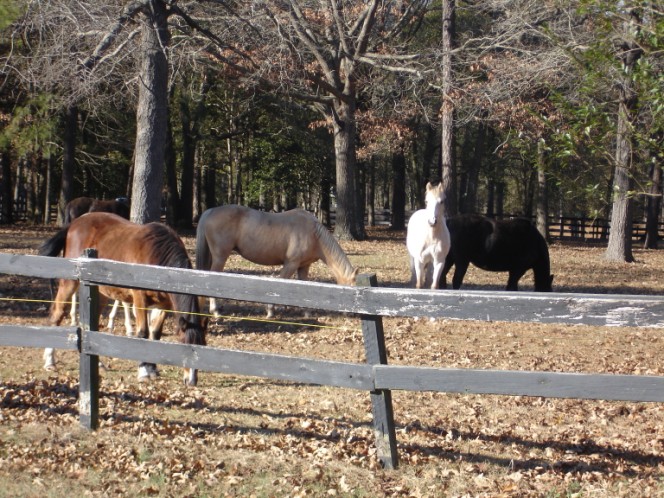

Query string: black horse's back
[446,214,495,269]
[442,214,553,291]
[63,196,130,226]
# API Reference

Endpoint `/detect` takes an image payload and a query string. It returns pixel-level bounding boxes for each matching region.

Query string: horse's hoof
[44,364,56,371]
[137,364,158,381]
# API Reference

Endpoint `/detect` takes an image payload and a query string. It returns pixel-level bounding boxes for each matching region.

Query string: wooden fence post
[79,248,100,430]
[356,273,399,469]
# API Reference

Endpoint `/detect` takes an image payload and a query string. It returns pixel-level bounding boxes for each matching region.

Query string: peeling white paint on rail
[605,306,649,327]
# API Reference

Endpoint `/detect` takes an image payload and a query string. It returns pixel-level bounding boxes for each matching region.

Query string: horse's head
[536,274,554,292]
[339,267,359,286]
[177,313,208,386]
[424,182,446,226]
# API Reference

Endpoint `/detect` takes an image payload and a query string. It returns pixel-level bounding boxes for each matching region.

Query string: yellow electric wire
[0,296,358,332]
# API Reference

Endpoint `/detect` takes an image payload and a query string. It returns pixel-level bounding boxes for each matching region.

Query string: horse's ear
[425,182,432,190]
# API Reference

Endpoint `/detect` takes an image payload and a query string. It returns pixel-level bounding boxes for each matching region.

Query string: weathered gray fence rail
[1,251,663,470]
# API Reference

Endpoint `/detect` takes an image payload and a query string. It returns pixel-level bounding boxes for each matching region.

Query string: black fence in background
[373,210,663,243]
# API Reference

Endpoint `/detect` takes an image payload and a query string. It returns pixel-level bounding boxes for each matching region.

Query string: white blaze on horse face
[424,184,445,227]
[425,195,439,226]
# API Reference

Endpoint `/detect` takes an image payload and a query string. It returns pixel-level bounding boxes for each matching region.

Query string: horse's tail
[313,221,357,284]
[195,209,212,271]
[38,225,70,258]
[39,225,71,301]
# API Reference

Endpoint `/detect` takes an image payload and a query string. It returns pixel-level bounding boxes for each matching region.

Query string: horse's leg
[107,299,120,331]
[45,279,78,370]
[132,292,159,381]
[439,254,454,289]
[208,257,229,318]
[69,293,77,326]
[413,261,426,289]
[506,269,526,291]
[431,260,445,290]
[265,263,300,318]
[409,256,417,287]
[451,260,470,290]
[123,302,134,336]
[148,308,167,340]
[297,265,312,318]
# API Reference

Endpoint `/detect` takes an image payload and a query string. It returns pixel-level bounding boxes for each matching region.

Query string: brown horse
[63,195,132,332]
[39,212,207,385]
[196,205,358,317]
[64,196,130,225]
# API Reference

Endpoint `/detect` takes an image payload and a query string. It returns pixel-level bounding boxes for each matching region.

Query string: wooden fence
[0,251,663,470]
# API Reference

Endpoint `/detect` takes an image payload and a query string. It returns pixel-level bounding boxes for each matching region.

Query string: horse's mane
[313,222,356,283]
[143,223,204,340]
[143,223,192,270]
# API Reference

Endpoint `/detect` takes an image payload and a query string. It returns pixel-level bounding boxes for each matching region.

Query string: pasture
[0,225,663,497]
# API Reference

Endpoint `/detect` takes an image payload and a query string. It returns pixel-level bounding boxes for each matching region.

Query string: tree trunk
[421,123,439,188]
[605,11,642,262]
[164,114,179,226]
[1,149,13,224]
[178,96,196,228]
[356,160,366,232]
[43,154,54,224]
[366,159,375,227]
[390,151,406,230]
[332,97,365,240]
[204,156,217,210]
[605,162,634,262]
[463,121,485,214]
[131,0,169,224]
[319,172,331,227]
[495,181,505,218]
[536,139,549,241]
[177,76,210,228]
[193,148,202,222]
[440,0,456,216]
[644,155,662,249]
[58,105,77,225]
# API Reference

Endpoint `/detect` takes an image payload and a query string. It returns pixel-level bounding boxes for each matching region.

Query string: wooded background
[0,1,662,261]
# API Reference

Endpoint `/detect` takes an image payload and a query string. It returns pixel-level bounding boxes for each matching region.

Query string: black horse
[63,196,130,225]
[440,214,554,291]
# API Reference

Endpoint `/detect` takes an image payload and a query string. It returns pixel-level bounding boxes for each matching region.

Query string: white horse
[406,182,451,289]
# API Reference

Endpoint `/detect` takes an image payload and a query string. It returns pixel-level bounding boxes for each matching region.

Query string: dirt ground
[0,224,663,497]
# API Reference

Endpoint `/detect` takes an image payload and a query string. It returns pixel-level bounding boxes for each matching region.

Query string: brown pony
[39,212,206,385]
[64,196,130,225]
[63,196,132,332]
[196,205,358,317]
